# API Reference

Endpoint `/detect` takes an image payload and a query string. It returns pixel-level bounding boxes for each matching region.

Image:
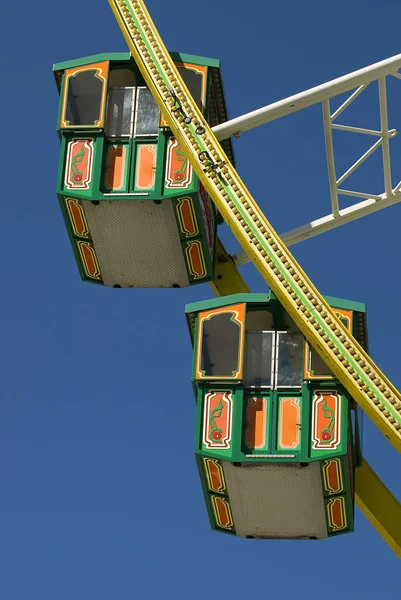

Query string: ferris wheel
[53,0,401,555]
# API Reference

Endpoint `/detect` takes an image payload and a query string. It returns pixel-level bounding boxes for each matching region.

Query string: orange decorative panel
[211,496,234,531]
[65,198,90,239]
[322,458,343,495]
[311,391,341,450]
[175,197,199,237]
[104,145,128,192]
[184,240,207,280]
[60,61,109,129]
[326,497,347,532]
[203,391,233,449]
[245,398,267,449]
[203,458,227,494]
[134,144,157,191]
[333,308,353,331]
[165,138,192,188]
[64,139,94,190]
[77,241,102,281]
[278,397,301,450]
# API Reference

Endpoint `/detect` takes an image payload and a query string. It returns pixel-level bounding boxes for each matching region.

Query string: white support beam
[233,190,401,265]
[322,99,339,218]
[336,138,383,187]
[378,77,393,197]
[211,53,401,140]
[331,85,367,121]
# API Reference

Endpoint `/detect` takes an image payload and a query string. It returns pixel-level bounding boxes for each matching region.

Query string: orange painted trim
[322,458,344,495]
[134,144,157,190]
[278,397,301,450]
[165,138,193,188]
[333,308,353,332]
[175,197,199,237]
[211,496,234,530]
[104,145,127,191]
[77,241,102,281]
[311,391,341,450]
[245,398,267,449]
[184,240,206,280]
[60,61,109,128]
[195,303,246,380]
[65,198,90,239]
[203,458,227,494]
[304,308,353,379]
[203,391,233,449]
[327,496,347,532]
[64,139,94,191]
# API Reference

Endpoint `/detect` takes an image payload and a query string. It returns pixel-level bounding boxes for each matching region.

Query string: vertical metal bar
[322,99,340,218]
[378,77,393,197]
[272,332,277,389]
[130,86,136,137]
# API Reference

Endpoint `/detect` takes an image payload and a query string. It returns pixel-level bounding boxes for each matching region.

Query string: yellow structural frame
[108,0,401,558]
[356,461,401,558]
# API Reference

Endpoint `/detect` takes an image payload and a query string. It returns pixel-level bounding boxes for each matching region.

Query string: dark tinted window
[178,66,203,111]
[65,70,104,126]
[309,346,333,377]
[200,312,241,377]
[134,88,160,136]
[106,88,134,137]
[276,332,303,387]
[244,331,274,388]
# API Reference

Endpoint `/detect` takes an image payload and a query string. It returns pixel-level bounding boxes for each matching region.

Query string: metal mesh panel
[82,200,189,288]
[223,461,328,539]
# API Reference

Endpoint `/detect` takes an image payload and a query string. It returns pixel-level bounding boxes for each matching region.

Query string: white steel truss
[210,54,401,266]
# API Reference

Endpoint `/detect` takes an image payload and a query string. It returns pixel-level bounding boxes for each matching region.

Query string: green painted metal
[186,292,367,317]
[53,52,131,73]
[190,293,361,537]
[57,195,104,285]
[54,47,228,287]
[323,295,366,314]
[53,50,220,75]
[55,74,220,286]
[186,293,272,314]
[169,51,220,68]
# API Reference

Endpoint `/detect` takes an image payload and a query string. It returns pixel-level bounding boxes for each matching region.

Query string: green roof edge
[169,51,220,68]
[53,52,131,72]
[53,50,220,73]
[185,292,366,315]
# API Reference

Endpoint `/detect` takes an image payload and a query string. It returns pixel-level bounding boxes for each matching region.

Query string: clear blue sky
[1,1,401,598]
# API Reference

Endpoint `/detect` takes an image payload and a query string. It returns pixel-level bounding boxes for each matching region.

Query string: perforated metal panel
[82,200,189,287]
[223,462,328,539]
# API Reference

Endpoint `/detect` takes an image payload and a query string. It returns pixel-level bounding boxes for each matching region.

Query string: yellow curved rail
[108,0,401,451]
[356,460,401,559]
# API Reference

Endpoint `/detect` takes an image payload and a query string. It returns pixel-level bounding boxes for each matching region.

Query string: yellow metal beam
[108,0,401,559]
[356,460,401,559]
[210,237,250,296]
[108,0,401,453]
